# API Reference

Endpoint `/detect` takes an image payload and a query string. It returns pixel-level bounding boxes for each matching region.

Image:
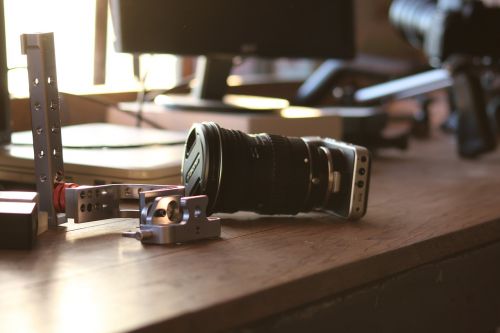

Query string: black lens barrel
[182,122,330,215]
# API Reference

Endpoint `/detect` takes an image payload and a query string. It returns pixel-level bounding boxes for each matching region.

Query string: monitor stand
[156,56,289,113]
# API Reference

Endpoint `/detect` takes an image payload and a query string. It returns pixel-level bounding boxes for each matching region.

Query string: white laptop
[0,123,186,186]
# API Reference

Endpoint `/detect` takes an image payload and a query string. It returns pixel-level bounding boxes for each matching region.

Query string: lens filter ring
[182,122,223,214]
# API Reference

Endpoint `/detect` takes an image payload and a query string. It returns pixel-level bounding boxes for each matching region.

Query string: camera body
[182,122,371,220]
[302,137,371,219]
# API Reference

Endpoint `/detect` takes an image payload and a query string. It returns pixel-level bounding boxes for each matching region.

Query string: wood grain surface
[1,132,500,333]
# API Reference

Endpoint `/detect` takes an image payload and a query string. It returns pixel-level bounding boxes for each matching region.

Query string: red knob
[53,182,79,213]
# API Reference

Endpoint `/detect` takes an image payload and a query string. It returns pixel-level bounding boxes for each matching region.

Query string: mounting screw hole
[154,209,167,217]
[194,206,202,218]
[50,100,57,111]
[166,200,180,220]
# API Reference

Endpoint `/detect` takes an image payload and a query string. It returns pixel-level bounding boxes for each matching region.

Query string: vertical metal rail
[21,33,65,227]
[94,0,108,85]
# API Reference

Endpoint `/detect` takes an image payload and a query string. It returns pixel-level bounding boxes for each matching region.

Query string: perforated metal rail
[21,33,65,227]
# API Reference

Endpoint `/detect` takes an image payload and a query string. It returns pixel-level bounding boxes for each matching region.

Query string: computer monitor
[110,0,355,112]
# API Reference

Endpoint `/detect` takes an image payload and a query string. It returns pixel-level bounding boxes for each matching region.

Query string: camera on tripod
[390,0,500,66]
[390,0,500,158]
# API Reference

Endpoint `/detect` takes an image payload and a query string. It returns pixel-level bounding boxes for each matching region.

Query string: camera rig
[391,0,500,157]
[390,0,500,66]
[65,183,220,245]
[296,0,500,158]
[1,32,371,249]
[0,33,220,249]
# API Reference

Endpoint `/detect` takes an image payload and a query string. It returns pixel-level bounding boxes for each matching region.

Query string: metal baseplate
[65,184,221,245]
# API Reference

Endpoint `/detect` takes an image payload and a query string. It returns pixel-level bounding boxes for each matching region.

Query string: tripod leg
[295,59,346,106]
[452,69,497,158]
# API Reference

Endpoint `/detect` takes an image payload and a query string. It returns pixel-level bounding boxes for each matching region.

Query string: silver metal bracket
[65,183,220,244]
[65,184,183,223]
[129,194,221,245]
[21,33,65,227]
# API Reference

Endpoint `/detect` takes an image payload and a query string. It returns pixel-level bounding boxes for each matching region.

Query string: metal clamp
[126,194,221,245]
[65,184,221,244]
[65,184,183,223]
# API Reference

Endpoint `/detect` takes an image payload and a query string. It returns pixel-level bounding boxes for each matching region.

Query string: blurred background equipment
[390,0,500,66]
[390,0,500,157]
[110,0,355,112]
[292,0,500,158]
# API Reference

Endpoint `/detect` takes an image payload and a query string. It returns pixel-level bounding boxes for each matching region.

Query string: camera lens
[182,122,333,215]
[389,0,436,50]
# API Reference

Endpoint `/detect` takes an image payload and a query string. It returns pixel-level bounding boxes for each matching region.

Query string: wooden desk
[1,132,500,333]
